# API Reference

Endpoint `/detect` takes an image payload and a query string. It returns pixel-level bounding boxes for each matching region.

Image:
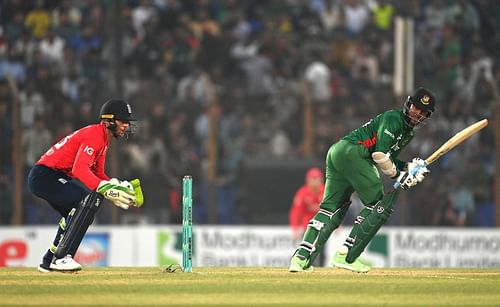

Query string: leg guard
[42,209,76,264]
[345,190,399,263]
[296,200,351,266]
[54,192,103,259]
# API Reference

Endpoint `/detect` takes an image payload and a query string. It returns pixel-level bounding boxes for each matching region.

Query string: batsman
[28,99,144,272]
[289,87,435,273]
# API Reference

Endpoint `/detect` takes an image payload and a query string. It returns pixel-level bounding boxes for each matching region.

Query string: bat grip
[392,160,429,190]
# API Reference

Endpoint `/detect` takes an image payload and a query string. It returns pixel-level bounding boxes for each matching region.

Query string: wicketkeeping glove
[130,178,144,207]
[97,178,136,210]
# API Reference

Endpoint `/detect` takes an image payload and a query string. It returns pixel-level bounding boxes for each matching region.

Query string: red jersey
[289,184,325,232]
[37,123,110,190]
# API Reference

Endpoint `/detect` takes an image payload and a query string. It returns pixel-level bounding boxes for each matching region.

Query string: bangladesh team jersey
[37,123,110,190]
[342,109,414,169]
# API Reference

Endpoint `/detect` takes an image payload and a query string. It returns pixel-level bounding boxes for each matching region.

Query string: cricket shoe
[37,262,54,273]
[289,255,314,273]
[50,255,82,272]
[331,247,370,273]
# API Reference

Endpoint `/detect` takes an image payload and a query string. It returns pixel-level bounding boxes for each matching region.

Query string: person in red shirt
[28,99,143,272]
[289,168,325,264]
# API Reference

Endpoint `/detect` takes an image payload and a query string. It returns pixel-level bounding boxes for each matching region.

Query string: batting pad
[346,190,399,263]
[54,192,103,259]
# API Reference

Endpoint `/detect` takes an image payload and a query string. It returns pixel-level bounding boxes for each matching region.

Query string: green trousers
[295,140,384,264]
[323,139,384,210]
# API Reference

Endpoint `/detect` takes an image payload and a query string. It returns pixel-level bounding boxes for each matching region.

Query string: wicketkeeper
[289,87,435,273]
[28,99,144,272]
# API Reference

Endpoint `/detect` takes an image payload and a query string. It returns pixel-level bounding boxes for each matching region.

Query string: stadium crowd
[0,0,497,227]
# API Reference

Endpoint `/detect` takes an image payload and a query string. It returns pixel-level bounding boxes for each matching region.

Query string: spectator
[0,100,13,224]
[304,53,331,104]
[24,0,51,40]
[22,115,53,168]
[343,0,370,35]
[38,28,65,65]
[19,80,44,128]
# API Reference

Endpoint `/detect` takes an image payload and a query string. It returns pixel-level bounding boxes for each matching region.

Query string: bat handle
[392,160,429,190]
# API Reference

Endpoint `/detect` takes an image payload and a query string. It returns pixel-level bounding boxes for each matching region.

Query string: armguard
[372,152,397,178]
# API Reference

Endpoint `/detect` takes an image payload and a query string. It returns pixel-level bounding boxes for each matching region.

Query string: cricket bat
[394,118,488,189]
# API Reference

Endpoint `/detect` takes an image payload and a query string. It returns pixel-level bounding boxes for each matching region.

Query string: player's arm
[93,148,143,207]
[72,142,135,209]
[93,150,110,182]
[72,142,107,190]
[372,116,403,178]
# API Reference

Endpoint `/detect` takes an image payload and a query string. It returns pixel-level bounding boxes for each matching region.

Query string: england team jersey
[37,123,110,190]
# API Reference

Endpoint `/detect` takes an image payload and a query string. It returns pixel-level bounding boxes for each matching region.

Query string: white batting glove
[396,171,418,190]
[407,157,430,183]
[407,157,425,170]
[414,166,430,183]
[97,178,136,210]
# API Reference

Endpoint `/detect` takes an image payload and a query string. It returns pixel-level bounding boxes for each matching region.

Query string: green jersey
[342,109,414,170]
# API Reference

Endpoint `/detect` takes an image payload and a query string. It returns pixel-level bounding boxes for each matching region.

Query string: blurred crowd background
[0,0,497,227]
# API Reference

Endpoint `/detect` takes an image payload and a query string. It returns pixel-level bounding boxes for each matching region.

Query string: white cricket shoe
[37,262,53,273]
[50,255,82,272]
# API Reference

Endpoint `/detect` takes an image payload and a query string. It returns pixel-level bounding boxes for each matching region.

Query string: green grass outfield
[1,267,500,306]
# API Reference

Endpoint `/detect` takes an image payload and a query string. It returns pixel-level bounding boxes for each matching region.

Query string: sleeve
[71,140,106,190]
[391,133,415,172]
[289,188,306,231]
[374,113,407,175]
[374,113,401,154]
[92,149,109,181]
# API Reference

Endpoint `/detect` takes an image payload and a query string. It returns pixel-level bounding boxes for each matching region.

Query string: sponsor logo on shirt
[384,129,395,139]
[83,145,94,156]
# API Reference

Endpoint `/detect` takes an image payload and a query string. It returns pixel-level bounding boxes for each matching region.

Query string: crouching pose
[289,87,435,273]
[28,99,144,272]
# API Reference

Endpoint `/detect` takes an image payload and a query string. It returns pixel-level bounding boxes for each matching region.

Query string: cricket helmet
[403,87,436,128]
[100,99,137,138]
[100,98,136,122]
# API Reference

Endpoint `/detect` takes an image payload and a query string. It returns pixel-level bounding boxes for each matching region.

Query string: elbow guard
[372,152,397,178]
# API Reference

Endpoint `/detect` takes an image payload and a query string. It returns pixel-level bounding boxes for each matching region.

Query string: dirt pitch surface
[1,267,500,306]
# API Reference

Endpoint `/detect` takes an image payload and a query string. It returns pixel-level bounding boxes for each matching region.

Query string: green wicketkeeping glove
[130,178,144,207]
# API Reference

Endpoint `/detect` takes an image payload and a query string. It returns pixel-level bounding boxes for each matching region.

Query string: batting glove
[97,178,136,210]
[396,171,418,190]
[407,157,430,183]
[414,166,430,183]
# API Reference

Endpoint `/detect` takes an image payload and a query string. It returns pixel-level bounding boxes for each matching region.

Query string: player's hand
[112,200,131,210]
[407,157,430,182]
[396,171,418,190]
[97,178,136,209]
[414,166,430,182]
[407,157,426,171]
[130,178,144,207]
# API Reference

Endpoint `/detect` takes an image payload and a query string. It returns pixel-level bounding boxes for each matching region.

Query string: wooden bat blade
[425,119,488,165]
